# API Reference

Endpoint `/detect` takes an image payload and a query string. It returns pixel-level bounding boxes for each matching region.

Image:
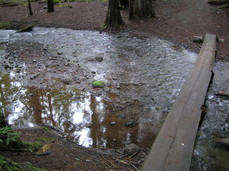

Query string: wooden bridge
[142,34,217,171]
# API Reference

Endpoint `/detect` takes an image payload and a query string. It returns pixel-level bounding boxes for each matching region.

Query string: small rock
[124,143,140,155]
[58,52,63,55]
[94,91,103,97]
[95,56,103,62]
[103,87,109,92]
[15,68,21,73]
[110,121,116,125]
[118,114,126,119]
[30,74,37,80]
[61,79,71,85]
[193,36,203,43]
[4,64,11,70]
[218,39,224,43]
[125,120,138,128]
[85,123,92,128]
[112,76,118,80]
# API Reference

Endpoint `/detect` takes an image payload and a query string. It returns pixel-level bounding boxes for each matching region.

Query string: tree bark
[104,0,124,31]
[129,0,134,20]
[134,0,155,19]
[47,0,54,12]
[28,0,33,15]
[208,0,229,5]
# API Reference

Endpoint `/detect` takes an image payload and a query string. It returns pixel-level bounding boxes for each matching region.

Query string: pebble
[110,121,117,125]
[126,120,138,128]
[124,143,140,155]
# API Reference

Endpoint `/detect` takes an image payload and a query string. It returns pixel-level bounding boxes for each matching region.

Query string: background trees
[104,0,124,31]
[28,0,33,15]
[47,0,55,12]
[133,0,156,19]
[104,0,156,30]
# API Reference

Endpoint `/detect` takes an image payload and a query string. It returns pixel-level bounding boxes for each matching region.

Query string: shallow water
[0,28,197,149]
[191,62,229,171]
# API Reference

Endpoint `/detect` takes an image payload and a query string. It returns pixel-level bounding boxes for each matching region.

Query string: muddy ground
[0,0,229,170]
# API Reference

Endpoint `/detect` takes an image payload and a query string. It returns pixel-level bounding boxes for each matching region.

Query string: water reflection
[0,73,150,148]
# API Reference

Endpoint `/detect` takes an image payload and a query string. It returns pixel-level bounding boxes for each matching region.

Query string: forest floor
[0,0,229,170]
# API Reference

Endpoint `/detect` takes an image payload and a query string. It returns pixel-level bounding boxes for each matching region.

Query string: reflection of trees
[90,95,99,148]
[0,73,147,149]
[0,74,28,126]
[0,73,91,131]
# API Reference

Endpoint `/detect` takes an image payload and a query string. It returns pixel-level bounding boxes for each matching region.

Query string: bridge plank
[142,34,216,171]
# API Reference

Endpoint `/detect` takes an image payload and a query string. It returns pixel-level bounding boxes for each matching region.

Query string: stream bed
[0,27,197,149]
[191,61,229,171]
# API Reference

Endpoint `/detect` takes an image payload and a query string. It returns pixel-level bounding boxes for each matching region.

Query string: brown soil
[0,0,229,170]
[2,127,141,170]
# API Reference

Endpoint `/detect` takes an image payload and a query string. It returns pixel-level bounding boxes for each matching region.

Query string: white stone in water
[110,121,116,125]
[218,39,224,43]
[193,36,203,43]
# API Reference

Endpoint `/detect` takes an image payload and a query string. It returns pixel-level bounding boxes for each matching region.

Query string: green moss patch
[0,154,48,171]
[16,24,35,33]
[0,22,10,29]
[92,80,105,88]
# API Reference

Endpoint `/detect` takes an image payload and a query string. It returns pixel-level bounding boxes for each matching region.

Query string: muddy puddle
[0,28,197,149]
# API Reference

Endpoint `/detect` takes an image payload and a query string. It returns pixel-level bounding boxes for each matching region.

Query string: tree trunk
[129,0,134,20]
[28,0,33,15]
[208,0,229,5]
[134,0,155,19]
[104,0,124,31]
[47,0,54,12]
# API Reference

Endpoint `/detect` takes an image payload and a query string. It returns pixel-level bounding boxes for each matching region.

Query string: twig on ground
[112,157,129,165]
[127,151,139,160]
[130,163,140,171]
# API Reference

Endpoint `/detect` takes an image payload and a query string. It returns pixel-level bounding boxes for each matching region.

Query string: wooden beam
[142,34,216,171]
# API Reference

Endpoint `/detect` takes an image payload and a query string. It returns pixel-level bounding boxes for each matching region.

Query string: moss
[101,24,108,30]
[92,80,105,88]
[0,22,10,29]
[41,127,51,132]
[0,155,49,171]
[16,24,35,33]
[23,141,42,152]
[35,137,53,144]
